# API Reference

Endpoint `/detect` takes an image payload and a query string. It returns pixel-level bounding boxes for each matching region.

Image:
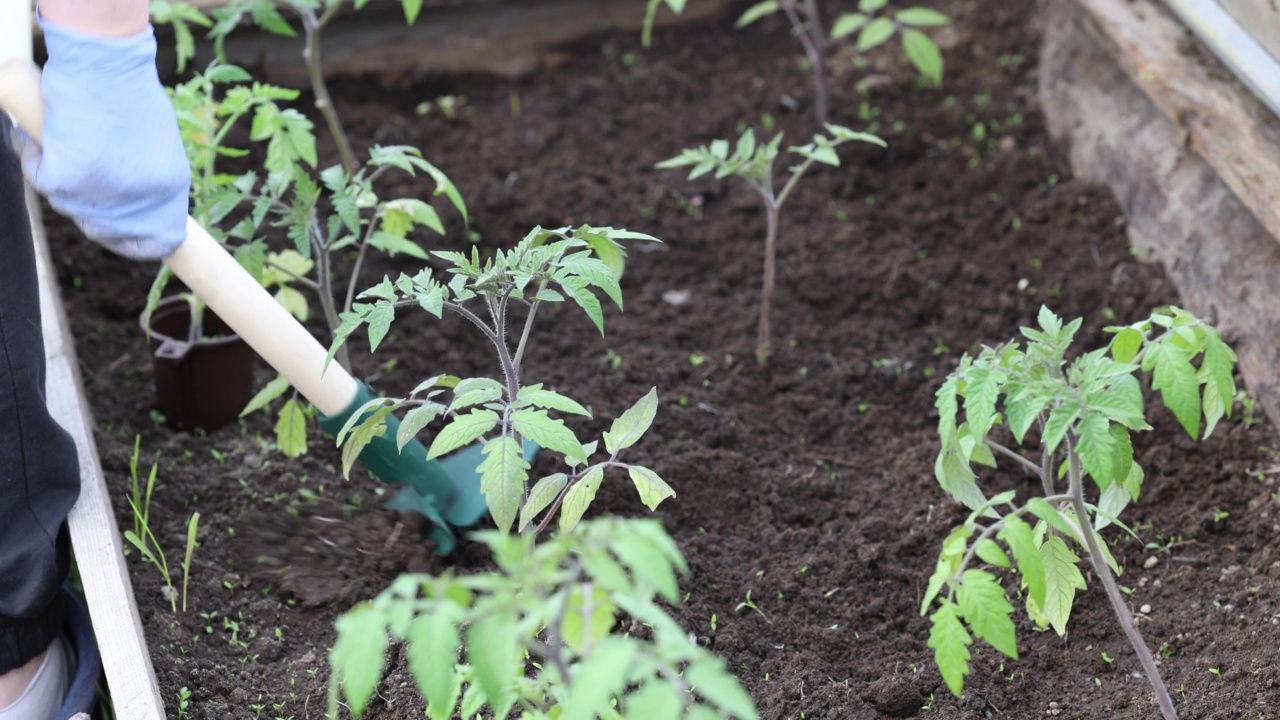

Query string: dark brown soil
[44,1,1280,718]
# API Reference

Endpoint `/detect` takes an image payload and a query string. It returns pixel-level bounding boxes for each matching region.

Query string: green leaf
[735,0,780,27]
[560,466,606,532]
[928,600,972,697]
[859,0,888,11]
[624,682,682,719]
[1146,344,1201,437]
[896,7,950,26]
[935,374,959,446]
[477,436,529,534]
[1110,327,1144,363]
[613,534,680,603]
[857,16,896,52]
[901,29,944,87]
[517,384,592,416]
[274,397,308,458]
[957,569,1018,659]
[330,603,387,716]
[974,538,1010,568]
[274,285,310,322]
[1042,402,1079,456]
[448,377,506,413]
[1109,424,1134,491]
[628,465,676,511]
[1005,386,1049,444]
[365,303,395,352]
[341,405,396,479]
[962,366,1000,442]
[566,637,634,720]
[427,409,500,460]
[562,585,618,655]
[997,515,1045,610]
[466,614,517,715]
[559,276,607,335]
[830,12,868,40]
[1025,498,1080,544]
[407,609,462,720]
[684,657,757,719]
[240,374,290,417]
[368,231,429,260]
[519,473,568,531]
[401,0,423,24]
[398,404,445,451]
[1038,535,1086,635]
[934,436,989,513]
[1075,412,1115,489]
[512,408,587,463]
[603,387,659,454]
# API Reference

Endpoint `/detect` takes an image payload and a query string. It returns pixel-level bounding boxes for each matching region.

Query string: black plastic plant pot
[140,295,255,432]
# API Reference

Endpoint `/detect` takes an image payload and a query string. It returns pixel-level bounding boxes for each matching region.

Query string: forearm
[38,0,149,37]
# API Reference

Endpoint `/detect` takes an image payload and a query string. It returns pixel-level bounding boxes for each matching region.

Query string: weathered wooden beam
[1040,0,1280,429]
[27,191,167,720]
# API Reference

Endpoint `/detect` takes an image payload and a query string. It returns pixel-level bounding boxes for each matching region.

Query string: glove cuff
[37,11,159,76]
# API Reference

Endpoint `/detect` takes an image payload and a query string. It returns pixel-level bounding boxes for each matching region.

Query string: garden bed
[43,0,1280,717]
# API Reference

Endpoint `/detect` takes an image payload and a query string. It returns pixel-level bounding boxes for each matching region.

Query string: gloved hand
[9,14,190,261]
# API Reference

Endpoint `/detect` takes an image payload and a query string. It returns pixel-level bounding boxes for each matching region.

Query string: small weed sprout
[123,439,201,613]
[658,125,885,364]
[922,306,1238,720]
[641,0,687,47]
[735,0,950,123]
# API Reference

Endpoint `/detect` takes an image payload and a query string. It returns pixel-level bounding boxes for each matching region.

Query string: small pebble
[1140,604,1152,614]
[1144,556,1159,569]
[662,289,691,306]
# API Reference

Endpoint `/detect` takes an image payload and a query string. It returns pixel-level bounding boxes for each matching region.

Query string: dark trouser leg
[0,117,82,674]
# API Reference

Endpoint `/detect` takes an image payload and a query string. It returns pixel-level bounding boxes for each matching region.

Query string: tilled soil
[45,0,1280,717]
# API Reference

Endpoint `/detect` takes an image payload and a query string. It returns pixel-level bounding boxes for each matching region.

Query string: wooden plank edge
[1070,0,1280,250]
[26,190,167,720]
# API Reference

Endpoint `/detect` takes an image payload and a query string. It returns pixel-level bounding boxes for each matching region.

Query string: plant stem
[757,202,779,366]
[532,462,608,536]
[984,439,1042,476]
[313,236,351,370]
[1066,443,1178,719]
[511,279,549,372]
[781,0,829,124]
[342,210,382,314]
[297,4,357,176]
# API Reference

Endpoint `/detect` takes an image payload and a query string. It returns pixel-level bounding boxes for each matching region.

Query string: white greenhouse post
[1161,0,1280,120]
[2,0,167,717]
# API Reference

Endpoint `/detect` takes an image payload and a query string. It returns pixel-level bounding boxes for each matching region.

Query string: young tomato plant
[923,305,1238,720]
[329,225,673,536]
[641,0,687,47]
[737,0,950,123]
[328,518,757,719]
[658,124,885,365]
[151,0,464,458]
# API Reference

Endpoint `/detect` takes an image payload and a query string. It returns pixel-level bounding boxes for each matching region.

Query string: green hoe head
[318,381,538,555]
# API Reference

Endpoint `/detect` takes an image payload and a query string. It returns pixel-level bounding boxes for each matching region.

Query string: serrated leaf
[603,388,659,454]
[519,473,568,531]
[624,682,682,719]
[241,374,291,417]
[962,366,1000,442]
[275,397,308,458]
[1025,498,1080,544]
[614,534,680,602]
[449,377,507,413]
[512,408,586,463]
[518,384,592,416]
[1039,535,1086,635]
[274,285,310,322]
[935,436,990,513]
[398,403,445,451]
[997,515,1045,610]
[427,409,500,460]
[1042,402,1079,455]
[628,465,676,511]
[407,609,462,719]
[957,569,1018,658]
[477,436,529,534]
[560,466,605,532]
[936,374,959,446]
[1146,343,1201,437]
[928,601,972,697]
[1076,412,1115,489]
[330,603,387,716]
[562,585,618,657]
[466,614,517,715]
[1095,481,1132,532]
[975,538,1011,568]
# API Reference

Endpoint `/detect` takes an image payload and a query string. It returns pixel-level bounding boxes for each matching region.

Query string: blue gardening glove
[9,15,190,261]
